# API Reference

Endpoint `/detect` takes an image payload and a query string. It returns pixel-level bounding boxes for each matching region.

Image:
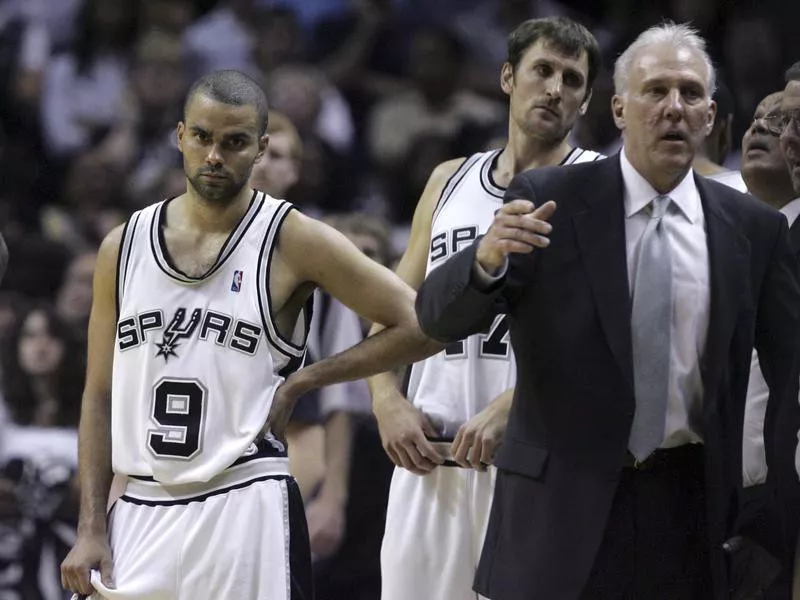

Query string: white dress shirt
[743,197,800,486]
[621,149,710,448]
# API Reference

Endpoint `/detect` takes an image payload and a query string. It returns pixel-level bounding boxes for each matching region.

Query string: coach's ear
[177,122,185,153]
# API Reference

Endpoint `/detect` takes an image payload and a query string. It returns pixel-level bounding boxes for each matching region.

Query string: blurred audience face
[134,33,186,113]
[502,40,590,145]
[612,43,715,187]
[249,131,301,197]
[18,310,65,378]
[141,0,194,34]
[267,67,322,135]
[408,29,463,103]
[741,92,788,184]
[779,81,800,195]
[56,253,97,329]
[178,95,266,205]
[255,10,304,74]
[92,0,137,41]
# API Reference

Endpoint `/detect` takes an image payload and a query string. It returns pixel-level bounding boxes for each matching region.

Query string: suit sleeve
[755,215,800,474]
[415,172,535,342]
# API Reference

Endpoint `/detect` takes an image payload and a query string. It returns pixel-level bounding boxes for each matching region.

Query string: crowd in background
[0,0,797,598]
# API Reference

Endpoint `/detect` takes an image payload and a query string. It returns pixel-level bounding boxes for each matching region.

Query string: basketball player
[60,70,431,600]
[368,17,604,600]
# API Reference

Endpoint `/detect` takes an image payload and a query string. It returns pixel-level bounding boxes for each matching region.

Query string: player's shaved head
[184,70,269,135]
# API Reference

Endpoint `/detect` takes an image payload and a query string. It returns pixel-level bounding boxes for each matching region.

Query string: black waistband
[623,444,704,471]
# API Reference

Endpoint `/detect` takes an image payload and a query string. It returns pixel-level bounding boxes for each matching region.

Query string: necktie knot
[650,195,671,220]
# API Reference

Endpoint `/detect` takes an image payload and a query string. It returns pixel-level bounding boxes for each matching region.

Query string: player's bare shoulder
[95,224,126,278]
[420,158,467,212]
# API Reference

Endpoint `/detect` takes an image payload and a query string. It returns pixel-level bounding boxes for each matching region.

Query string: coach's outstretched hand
[476,200,557,274]
[373,386,444,475]
[61,533,114,596]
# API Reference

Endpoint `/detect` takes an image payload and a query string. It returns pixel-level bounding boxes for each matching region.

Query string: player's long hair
[1,303,85,428]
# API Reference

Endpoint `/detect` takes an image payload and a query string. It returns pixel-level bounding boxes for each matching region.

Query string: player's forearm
[290,323,437,396]
[366,337,444,407]
[319,411,352,504]
[76,393,113,535]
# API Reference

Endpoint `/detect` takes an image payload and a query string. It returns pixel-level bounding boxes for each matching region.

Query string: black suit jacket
[415,155,800,600]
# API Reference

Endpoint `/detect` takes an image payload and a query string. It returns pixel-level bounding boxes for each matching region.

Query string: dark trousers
[580,445,711,600]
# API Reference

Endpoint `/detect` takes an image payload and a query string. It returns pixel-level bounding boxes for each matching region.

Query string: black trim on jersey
[562,147,583,165]
[432,153,483,223]
[258,204,309,356]
[150,190,263,283]
[120,473,292,507]
[277,296,314,377]
[286,478,314,600]
[479,149,505,199]
[115,217,132,317]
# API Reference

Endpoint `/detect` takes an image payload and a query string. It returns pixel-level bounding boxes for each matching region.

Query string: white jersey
[707,169,747,193]
[112,191,309,484]
[407,148,604,432]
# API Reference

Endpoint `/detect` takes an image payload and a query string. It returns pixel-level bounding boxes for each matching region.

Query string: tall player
[60,70,432,600]
[368,17,604,600]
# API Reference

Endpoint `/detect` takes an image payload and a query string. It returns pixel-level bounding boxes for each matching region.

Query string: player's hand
[476,200,557,274]
[451,391,512,470]
[373,388,445,475]
[61,533,114,596]
[306,493,346,559]
[262,381,299,444]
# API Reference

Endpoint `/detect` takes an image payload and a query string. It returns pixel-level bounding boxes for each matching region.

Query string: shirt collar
[620,147,700,223]
[780,197,800,227]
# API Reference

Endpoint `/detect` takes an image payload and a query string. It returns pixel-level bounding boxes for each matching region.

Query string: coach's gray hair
[613,22,716,97]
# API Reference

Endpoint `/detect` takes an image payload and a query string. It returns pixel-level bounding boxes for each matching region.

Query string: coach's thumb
[100,559,115,588]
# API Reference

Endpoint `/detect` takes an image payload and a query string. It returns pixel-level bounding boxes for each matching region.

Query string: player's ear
[177,122,185,153]
[500,62,514,96]
[256,133,269,163]
[579,89,593,116]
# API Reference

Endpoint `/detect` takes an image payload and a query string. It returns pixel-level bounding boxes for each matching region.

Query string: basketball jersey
[407,148,604,431]
[112,191,309,484]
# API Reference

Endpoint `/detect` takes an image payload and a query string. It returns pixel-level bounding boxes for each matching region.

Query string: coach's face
[780,80,800,195]
[178,94,267,204]
[501,39,591,144]
[612,43,715,192]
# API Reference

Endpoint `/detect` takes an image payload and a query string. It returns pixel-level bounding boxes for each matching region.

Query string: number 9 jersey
[111,192,310,485]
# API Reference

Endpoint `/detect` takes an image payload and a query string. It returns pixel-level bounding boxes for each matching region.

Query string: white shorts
[381,465,496,600]
[90,456,312,600]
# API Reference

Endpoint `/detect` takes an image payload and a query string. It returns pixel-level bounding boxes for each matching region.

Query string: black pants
[580,445,711,599]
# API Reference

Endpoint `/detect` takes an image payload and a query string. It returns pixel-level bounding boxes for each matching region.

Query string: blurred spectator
[267,64,357,212]
[267,63,355,155]
[40,152,127,254]
[367,25,504,174]
[55,251,97,341]
[184,0,263,78]
[724,10,784,148]
[569,65,620,155]
[98,29,188,209]
[140,0,195,35]
[455,0,572,97]
[0,304,83,600]
[693,80,747,192]
[253,6,306,77]
[40,0,139,161]
[311,212,396,600]
[249,111,304,198]
[312,0,412,140]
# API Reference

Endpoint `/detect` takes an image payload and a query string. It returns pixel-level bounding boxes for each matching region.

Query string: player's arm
[61,226,123,596]
[451,387,514,470]
[366,159,464,472]
[278,211,435,391]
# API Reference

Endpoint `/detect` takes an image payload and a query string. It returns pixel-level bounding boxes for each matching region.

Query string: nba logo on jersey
[231,270,243,292]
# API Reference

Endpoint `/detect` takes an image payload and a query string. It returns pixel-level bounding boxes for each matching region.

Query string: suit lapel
[789,217,800,257]
[571,155,634,390]
[696,176,749,404]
